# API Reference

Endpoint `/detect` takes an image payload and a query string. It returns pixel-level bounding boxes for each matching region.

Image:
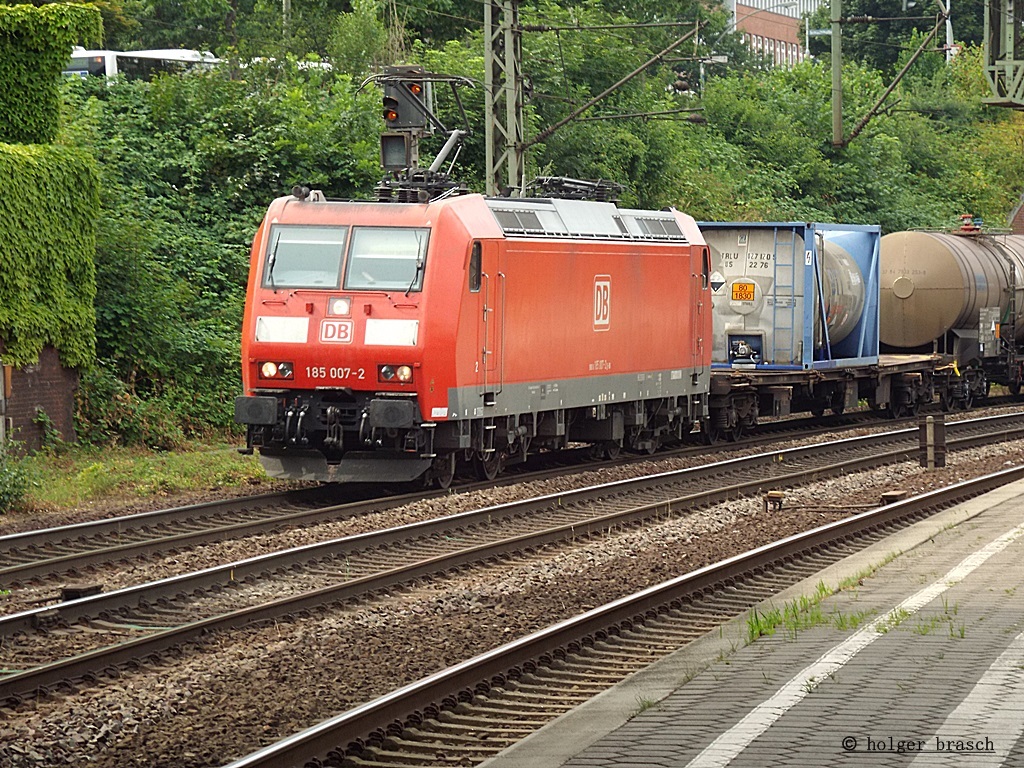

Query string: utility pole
[484,0,525,196]
[831,0,843,146]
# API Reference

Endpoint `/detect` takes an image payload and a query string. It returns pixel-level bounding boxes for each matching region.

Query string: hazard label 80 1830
[731,282,755,302]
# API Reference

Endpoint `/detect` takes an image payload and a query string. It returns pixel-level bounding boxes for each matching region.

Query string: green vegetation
[0,144,98,367]
[877,606,912,633]
[18,442,267,512]
[631,695,658,717]
[745,581,874,642]
[0,3,100,144]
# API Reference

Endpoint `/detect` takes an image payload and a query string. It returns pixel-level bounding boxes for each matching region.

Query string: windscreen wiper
[267,231,282,290]
[405,257,423,296]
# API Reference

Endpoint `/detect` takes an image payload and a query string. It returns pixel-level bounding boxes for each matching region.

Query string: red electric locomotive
[234,187,712,486]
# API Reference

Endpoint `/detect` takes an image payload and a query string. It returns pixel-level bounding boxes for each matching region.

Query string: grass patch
[746,580,875,643]
[17,441,270,512]
[632,695,658,716]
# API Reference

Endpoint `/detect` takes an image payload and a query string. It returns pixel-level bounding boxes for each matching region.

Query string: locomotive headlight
[378,364,413,383]
[328,297,352,316]
[258,361,294,379]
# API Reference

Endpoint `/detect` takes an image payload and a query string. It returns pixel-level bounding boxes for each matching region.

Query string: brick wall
[1011,198,1024,234]
[4,346,78,452]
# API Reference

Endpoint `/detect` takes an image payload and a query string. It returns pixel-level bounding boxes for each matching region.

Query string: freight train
[234,177,1023,486]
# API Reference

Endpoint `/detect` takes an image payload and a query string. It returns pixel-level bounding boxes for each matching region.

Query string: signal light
[382,95,400,122]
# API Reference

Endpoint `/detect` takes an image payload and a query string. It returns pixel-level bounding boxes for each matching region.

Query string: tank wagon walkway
[483,478,1024,768]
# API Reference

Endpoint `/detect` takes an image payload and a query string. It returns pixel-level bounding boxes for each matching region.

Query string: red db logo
[320,319,353,343]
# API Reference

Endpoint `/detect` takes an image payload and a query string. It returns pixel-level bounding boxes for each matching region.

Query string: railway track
[1,412,1021,708]
[0,402,1009,589]
[221,464,1024,768]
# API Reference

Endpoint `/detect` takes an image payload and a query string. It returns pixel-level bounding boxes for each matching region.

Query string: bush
[75,364,188,451]
[0,446,30,513]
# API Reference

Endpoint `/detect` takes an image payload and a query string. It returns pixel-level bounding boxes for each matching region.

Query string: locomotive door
[693,246,711,375]
[475,241,504,402]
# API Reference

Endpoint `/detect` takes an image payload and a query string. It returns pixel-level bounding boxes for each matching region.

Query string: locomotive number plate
[731,282,755,302]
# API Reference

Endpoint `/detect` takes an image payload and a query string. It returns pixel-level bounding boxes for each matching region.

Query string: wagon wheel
[830,394,846,416]
[702,421,721,445]
[726,422,744,442]
[428,453,456,490]
[602,440,622,460]
[473,450,502,481]
[940,389,955,412]
[888,400,906,419]
[1011,379,1022,397]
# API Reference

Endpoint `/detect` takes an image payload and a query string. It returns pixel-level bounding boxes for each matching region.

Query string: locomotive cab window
[263,225,347,289]
[469,241,481,292]
[344,227,430,291]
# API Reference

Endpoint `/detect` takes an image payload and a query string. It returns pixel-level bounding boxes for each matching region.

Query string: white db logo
[594,276,611,331]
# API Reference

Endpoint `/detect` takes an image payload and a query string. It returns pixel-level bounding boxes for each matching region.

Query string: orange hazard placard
[731,282,755,302]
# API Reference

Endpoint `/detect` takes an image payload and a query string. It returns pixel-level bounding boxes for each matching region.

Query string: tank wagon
[698,222,943,438]
[880,225,1024,403]
[234,191,712,486]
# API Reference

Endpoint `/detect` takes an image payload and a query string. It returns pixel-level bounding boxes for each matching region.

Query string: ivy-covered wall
[0,3,101,144]
[0,143,97,367]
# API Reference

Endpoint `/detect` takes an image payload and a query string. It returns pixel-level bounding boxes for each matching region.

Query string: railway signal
[382,66,428,129]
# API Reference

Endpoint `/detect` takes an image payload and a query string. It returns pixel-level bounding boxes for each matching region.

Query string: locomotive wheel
[589,440,622,460]
[603,440,622,460]
[429,454,456,490]
[473,451,502,481]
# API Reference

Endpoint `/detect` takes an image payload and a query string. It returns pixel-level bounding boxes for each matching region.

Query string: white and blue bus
[63,48,220,80]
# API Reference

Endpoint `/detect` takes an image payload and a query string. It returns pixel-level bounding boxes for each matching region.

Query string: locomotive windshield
[344,227,429,292]
[263,225,347,289]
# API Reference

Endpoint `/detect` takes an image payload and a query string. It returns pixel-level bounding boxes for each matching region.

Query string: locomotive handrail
[498,270,506,395]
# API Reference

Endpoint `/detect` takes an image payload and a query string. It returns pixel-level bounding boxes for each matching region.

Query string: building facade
[730,0,815,66]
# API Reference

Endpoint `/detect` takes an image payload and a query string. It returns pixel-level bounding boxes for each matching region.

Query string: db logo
[320,319,354,343]
[593,276,611,331]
